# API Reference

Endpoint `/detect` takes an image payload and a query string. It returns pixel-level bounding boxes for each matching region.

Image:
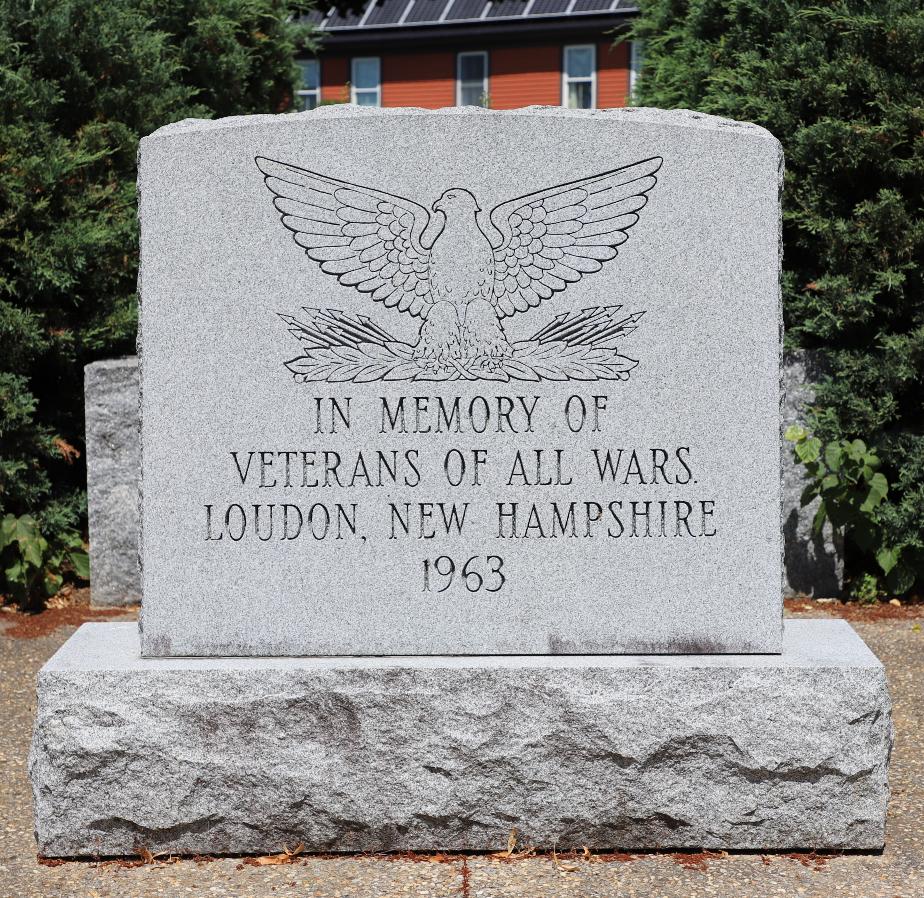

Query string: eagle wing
[488,157,662,318]
[256,157,436,319]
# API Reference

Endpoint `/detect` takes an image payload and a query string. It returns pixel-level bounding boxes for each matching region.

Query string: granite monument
[31,107,889,857]
[138,105,782,656]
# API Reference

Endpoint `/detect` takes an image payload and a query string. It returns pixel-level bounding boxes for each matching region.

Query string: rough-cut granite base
[31,620,891,857]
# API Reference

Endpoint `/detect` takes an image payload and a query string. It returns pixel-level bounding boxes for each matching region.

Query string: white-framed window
[351,57,381,107]
[629,40,643,102]
[457,51,488,107]
[563,44,596,110]
[296,59,320,110]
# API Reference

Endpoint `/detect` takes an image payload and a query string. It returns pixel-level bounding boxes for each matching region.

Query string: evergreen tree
[626,0,924,594]
[0,0,315,600]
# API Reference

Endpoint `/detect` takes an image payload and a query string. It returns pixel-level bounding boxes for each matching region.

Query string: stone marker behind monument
[138,106,783,657]
[85,359,141,607]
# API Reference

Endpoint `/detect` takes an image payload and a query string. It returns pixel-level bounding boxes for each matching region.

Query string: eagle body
[419,188,509,368]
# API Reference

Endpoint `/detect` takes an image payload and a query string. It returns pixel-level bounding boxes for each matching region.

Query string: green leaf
[812,501,827,535]
[60,531,83,550]
[7,515,39,543]
[886,563,916,596]
[876,547,899,575]
[20,536,47,569]
[784,424,807,442]
[824,444,842,471]
[69,550,91,581]
[795,438,821,464]
[868,472,888,498]
[42,571,63,598]
[821,474,839,491]
[0,515,16,546]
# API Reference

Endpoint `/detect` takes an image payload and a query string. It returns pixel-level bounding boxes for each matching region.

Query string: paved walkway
[1,607,921,897]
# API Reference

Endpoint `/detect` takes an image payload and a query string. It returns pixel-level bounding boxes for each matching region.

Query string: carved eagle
[256,155,661,369]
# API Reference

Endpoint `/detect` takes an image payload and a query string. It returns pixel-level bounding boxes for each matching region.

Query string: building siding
[383,52,456,107]
[321,55,349,103]
[597,40,630,109]
[489,45,562,109]
[316,40,631,110]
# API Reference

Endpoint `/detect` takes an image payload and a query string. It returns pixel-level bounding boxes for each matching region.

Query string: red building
[297,0,639,111]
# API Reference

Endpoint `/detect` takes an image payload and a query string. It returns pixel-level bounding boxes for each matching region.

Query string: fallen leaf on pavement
[552,844,580,873]
[252,843,305,866]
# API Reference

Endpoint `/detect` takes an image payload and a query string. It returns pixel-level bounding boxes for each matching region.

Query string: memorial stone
[31,107,891,857]
[138,106,783,656]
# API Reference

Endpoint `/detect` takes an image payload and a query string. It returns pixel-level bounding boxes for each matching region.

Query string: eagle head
[432,188,480,215]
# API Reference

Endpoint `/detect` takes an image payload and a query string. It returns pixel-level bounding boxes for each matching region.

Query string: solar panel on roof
[400,0,445,22]
[315,0,630,29]
[444,0,487,20]
[527,0,570,15]
[301,8,326,24]
[486,0,528,16]
[571,0,613,11]
[325,7,365,27]
[364,0,413,24]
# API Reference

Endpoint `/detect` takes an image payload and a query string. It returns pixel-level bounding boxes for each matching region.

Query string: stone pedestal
[30,620,891,857]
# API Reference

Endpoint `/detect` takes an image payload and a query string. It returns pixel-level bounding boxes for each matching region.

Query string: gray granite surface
[138,105,784,656]
[30,619,891,856]
[782,350,844,596]
[85,359,141,607]
[85,351,841,607]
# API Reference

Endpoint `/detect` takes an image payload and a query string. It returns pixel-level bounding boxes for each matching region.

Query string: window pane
[297,92,319,111]
[354,90,379,107]
[629,40,643,99]
[567,81,592,109]
[352,58,380,90]
[459,53,485,83]
[460,83,486,106]
[298,59,319,91]
[565,46,594,79]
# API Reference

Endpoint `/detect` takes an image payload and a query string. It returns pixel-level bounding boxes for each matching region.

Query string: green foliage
[851,572,880,605]
[0,514,89,608]
[0,0,316,603]
[627,0,924,594]
[785,425,917,594]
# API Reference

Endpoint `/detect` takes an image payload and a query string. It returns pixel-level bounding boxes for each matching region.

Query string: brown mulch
[784,596,924,621]
[0,604,136,639]
[0,586,137,639]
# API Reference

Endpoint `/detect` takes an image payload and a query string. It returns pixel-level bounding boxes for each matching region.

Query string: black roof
[305,0,636,45]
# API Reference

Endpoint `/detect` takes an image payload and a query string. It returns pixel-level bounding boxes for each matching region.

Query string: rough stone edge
[31,620,892,856]
[777,135,787,612]
[135,140,148,644]
[140,104,782,150]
